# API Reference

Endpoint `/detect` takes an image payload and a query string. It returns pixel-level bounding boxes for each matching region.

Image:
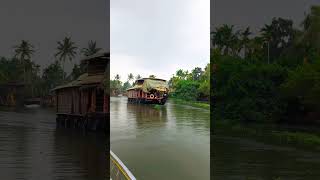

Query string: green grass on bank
[169,97,209,110]
[214,121,320,150]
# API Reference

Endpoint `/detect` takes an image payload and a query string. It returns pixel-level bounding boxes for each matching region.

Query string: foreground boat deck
[110,151,136,180]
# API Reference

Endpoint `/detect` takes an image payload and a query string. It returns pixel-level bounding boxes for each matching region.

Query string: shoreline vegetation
[215,121,320,151]
[0,38,106,106]
[110,64,210,105]
[170,97,209,110]
[211,5,320,149]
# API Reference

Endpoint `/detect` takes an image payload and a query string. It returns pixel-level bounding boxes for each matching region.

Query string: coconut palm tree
[55,37,77,79]
[115,74,120,81]
[298,6,320,62]
[240,27,251,58]
[135,74,141,80]
[128,73,134,83]
[211,25,239,56]
[13,40,35,82]
[81,40,102,57]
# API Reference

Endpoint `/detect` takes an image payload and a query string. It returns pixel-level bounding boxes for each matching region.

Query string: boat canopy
[127,78,168,93]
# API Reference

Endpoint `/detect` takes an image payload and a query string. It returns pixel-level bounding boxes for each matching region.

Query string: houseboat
[0,82,25,107]
[126,78,169,105]
[52,52,109,132]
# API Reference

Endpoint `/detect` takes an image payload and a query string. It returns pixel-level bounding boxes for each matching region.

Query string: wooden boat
[126,78,169,105]
[110,151,136,180]
[52,52,109,132]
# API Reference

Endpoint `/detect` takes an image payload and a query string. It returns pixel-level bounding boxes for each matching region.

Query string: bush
[213,56,288,123]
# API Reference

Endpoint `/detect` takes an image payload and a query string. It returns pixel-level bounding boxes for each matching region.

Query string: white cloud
[111,0,210,82]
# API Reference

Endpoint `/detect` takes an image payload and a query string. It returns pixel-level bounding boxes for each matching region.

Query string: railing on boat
[110,151,136,180]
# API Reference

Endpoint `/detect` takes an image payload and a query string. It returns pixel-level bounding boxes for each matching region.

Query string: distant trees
[42,61,65,95]
[13,40,35,82]
[55,37,77,78]
[0,37,104,98]
[81,40,102,57]
[212,5,320,124]
[169,64,210,101]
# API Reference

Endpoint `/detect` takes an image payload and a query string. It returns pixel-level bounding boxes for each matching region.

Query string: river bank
[169,97,209,110]
[214,121,320,151]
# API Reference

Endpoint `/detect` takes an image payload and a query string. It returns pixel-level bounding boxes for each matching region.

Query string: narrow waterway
[110,96,210,180]
[212,135,320,180]
[0,107,107,180]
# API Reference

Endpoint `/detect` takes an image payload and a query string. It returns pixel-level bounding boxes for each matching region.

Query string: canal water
[110,96,210,180]
[0,107,107,180]
[213,135,320,180]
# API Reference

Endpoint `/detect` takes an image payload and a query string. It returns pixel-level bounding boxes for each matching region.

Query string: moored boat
[126,78,169,105]
[110,151,136,180]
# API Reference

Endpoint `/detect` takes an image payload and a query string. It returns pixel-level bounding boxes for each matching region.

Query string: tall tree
[13,40,35,82]
[128,73,134,84]
[54,37,77,78]
[115,74,120,81]
[135,74,141,80]
[211,25,240,56]
[298,6,320,62]
[261,17,294,61]
[81,40,102,57]
[240,27,251,58]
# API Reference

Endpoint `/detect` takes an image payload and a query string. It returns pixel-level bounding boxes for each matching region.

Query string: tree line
[169,64,210,102]
[0,37,103,98]
[212,6,320,124]
[110,73,142,96]
[110,65,211,103]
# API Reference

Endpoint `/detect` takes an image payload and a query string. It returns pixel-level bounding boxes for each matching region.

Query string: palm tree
[298,6,320,62]
[240,27,251,58]
[128,73,134,82]
[135,74,141,80]
[13,40,35,82]
[127,73,134,86]
[115,74,120,81]
[211,25,239,55]
[55,37,77,79]
[81,40,102,57]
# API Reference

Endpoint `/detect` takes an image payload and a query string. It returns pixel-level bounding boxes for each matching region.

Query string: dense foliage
[212,5,320,124]
[169,64,210,101]
[0,38,103,99]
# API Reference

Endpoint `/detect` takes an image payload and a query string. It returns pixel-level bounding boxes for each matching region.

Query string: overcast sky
[0,0,109,74]
[110,0,210,82]
[211,0,320,33]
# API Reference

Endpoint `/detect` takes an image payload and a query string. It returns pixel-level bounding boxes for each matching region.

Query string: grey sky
[0,0,109,73]
[110,0,210,82]
[211,0,320,33]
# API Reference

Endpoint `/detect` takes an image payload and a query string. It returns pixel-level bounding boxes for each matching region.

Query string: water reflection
[0,107,107,180]
[127,103,168,127]
[111,97,210,180]
[212,135,320,179]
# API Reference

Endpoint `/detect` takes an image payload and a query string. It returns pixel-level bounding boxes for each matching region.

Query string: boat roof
[136,78,166,82]
[80,52,109,64]
[127,78,168,92]
[52,73,105,91]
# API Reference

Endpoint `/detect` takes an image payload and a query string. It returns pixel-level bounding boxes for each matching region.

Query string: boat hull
[128,97,167,105]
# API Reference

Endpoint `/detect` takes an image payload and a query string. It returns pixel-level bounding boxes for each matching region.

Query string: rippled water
[213,135,320,180]
[0,107,107,180]
[110,96,210,180]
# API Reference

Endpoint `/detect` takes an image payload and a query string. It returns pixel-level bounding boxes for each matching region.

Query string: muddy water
[212,135,320,180]
[0,107,107,180]
[110,96,210,180]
